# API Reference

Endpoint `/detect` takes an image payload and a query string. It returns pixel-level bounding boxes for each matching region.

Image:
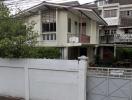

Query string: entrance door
[80,48,87,56]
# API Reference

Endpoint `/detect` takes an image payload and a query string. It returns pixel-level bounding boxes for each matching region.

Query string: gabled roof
[18,1,107,25]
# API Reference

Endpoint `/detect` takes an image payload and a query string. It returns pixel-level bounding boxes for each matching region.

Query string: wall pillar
[38,10,42,46]
[94,45,98,56]
[78,56,88,100]
[114,45,117,58]
[63,47,68,59]
[100,47,104,60]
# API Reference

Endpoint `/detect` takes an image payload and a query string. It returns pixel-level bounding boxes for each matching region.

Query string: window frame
[104,9,117,18]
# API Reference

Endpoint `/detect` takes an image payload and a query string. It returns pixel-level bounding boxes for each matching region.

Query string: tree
[0,2,60,58]
[0,2,36,58]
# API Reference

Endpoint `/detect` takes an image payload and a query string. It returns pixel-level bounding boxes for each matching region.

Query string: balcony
[67,34,90,43]
[100,34,114,44]
[114,34,132,43]
[120,17,132,28]
[100,34,132,44]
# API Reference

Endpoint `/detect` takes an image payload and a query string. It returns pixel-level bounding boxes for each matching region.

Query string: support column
[114,44,117,58]
[78,56,88,100]
[56,8,58,41]
[63,47,68,59]
[25,60,30,100]
[38,10,42,46]
[100,47,104,60]
[94,45,98,56]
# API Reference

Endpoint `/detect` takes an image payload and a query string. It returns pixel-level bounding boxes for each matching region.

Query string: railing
[114,34,132,43]
[100,34,132,44]
[67,34,90,43]
[100,34,114,44]
[87,67,132,79]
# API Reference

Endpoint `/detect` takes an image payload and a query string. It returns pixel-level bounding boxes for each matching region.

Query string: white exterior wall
[26,14,42,42]
[57,10,68,46]
[99,4,120,26]
[0,57,88,100]
[67,12,80,35]
[26,10,100,46]
[90,20,98,44]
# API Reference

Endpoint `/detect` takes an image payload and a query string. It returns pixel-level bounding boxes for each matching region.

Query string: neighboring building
[95,0,132,61]
[20,1,107,62]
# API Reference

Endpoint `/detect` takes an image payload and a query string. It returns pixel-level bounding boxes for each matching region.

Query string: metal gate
[87,67,132,100]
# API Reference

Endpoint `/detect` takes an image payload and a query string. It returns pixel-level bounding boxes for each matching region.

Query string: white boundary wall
[0,56,88,100]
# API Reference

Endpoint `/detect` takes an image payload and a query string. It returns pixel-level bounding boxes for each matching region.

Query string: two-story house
[19,1,107,62]
[95,0,132,61]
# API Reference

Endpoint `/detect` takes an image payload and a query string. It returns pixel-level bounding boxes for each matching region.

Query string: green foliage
[29,47,61,59]
[116,48,132,60]
[0,2,60,58]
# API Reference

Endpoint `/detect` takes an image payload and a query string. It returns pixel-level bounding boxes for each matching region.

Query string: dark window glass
[68,18,71,32]
[42,23,56,32]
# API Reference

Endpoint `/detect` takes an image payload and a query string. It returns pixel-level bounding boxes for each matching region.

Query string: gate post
[78,56,88,100]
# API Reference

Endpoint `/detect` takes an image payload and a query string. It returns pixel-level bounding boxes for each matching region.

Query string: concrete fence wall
[0,56,88,100]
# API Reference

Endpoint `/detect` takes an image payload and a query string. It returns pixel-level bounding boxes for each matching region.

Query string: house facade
[95,0,132,61]
[21,1,107,62]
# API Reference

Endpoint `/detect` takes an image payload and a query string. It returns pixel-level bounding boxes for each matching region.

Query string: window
[75,21,78,34]
[43,33,56,41]
[104,30,110,35]
[99,1,104,6]
[125,29,132,34]
[68,18,71,32]
[120,11,132,17]
[42,23,56,32]
[79,23,86,35]
[42,10,56,32]
[104,9,117,18]
[127,11,130,16]
[98,0,107,6]
[82,23,86,35]
[104,29,116,35]
[111,29,116,35]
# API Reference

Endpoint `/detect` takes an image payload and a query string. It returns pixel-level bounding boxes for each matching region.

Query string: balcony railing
[100,34,114,44]
[100,34,132,44]
[114,34,132,43]
[67,34,90,43]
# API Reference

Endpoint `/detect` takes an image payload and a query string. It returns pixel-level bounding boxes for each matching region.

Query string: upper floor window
[68,18,71,32]
[104,29,116,35]
[120,11,132,17]
[42,10,56,32]
[125,29,132,34]
[75,21,78,34]
[98,0,107,6]
[99,1,104,6]
[104,9,117,18]
[42,23,56,32]
[79,23,86,35]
